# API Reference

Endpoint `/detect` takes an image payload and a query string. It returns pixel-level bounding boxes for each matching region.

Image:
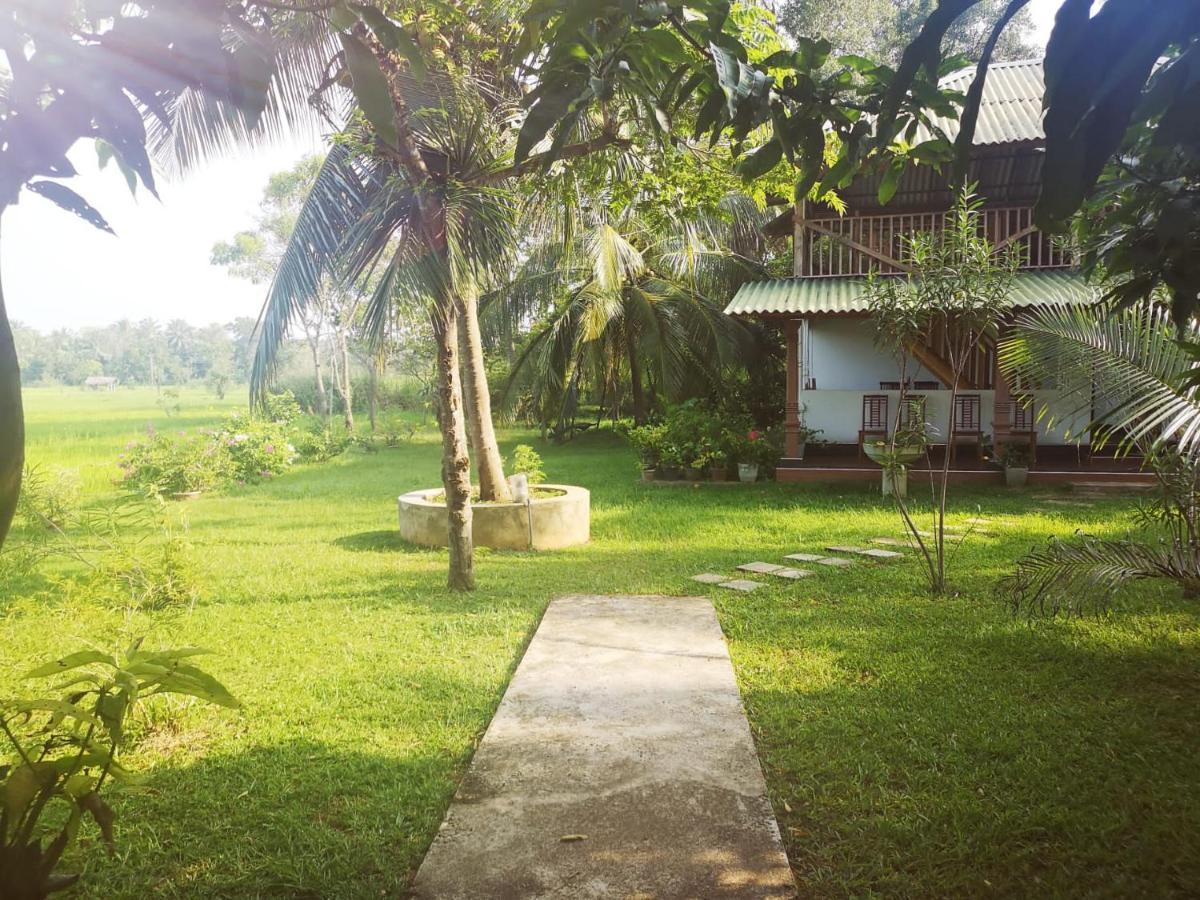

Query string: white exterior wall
[803,317,938,390]
[798,317,1089,447]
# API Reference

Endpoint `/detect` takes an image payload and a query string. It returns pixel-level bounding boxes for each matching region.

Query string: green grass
[3,386,1198,898]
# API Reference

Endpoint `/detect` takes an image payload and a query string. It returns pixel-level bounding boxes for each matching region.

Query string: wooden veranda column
[784,317,801,458]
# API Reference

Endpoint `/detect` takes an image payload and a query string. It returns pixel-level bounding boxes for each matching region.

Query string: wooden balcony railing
[795,206,1072,277]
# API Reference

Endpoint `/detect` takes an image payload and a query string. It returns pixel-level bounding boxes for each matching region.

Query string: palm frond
[998,302,1200,455]
[249,144,374,402]
[999,535,1189,616]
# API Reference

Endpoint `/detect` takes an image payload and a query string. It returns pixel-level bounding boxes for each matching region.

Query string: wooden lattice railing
[796,206,1072,277]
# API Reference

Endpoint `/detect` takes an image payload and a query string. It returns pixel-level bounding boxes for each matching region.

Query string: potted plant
[627,423,665,482]
[999,442,1031,487]
[736,429,776,482]
[658,442,685,480]
[708,453,730,482]
[863,421,931,497]
[795,422,823,461]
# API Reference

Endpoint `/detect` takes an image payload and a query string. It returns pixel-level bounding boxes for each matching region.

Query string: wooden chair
[994,397,1037,466]
[950,393,983,464]
[859,394,889,461]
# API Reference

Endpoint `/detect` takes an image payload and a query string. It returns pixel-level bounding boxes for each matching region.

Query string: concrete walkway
[410,595,796,899]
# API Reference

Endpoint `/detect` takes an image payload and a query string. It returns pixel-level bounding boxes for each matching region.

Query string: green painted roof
[917,59,1046,146]
[725,270,1096,316]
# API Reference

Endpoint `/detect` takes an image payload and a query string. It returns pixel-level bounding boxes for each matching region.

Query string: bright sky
[5,0,1068,332]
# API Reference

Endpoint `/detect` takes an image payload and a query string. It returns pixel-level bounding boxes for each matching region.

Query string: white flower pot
[882,467,908,498]
[1005,466,1029,488]
[737,463,759,483]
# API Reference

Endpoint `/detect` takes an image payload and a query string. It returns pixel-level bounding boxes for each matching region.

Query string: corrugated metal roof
[917,59,1045,146]
[725,270,1095,316]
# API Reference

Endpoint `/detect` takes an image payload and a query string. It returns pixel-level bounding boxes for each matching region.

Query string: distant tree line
[11,318,259,388]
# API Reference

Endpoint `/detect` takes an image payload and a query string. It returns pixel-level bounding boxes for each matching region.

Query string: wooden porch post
[785,317,800,458]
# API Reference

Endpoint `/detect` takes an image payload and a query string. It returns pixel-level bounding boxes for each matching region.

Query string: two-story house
[725,59,1150,486]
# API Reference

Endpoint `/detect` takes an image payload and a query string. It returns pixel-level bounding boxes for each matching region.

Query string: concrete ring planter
[397,484,590,551]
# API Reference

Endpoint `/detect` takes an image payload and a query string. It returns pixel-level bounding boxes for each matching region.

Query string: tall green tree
[504,193,769,428]
[212,156,345,420]
[776,0,1035,65]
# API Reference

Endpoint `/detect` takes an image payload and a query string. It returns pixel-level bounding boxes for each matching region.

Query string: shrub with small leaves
[16,464,81,529]
[509,445,547,484]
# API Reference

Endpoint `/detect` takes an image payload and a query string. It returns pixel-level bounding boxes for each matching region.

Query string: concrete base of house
[774,443,1155,487]
[397,484,590,551]
[775,465,1155,487]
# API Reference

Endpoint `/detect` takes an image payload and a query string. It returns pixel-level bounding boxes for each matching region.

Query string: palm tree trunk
[626,326,647,425]
[432,305,475,591]
[0,217,23,551]
[457,292,510,502]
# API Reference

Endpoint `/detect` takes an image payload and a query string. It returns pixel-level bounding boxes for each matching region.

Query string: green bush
[119,428,233,497]
[262,388,302,426]
[509,444,547,484]
[220,413,297,483]
[293,422,353,462]
[119,402,300,497]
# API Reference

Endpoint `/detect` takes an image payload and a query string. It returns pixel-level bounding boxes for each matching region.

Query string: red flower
[748,430,760,441]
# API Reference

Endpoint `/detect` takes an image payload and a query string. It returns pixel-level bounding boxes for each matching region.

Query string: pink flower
[264,444,275,453]
[748,430,760,441]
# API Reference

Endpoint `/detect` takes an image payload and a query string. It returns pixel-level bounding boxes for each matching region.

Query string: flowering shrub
[728,427,782,469]
[119,408,298,497]
[219,413,296,482]
[118,430,233,496]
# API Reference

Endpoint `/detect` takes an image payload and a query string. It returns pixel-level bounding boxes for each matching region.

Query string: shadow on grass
[75,739,460,898]
[333,529,406,553]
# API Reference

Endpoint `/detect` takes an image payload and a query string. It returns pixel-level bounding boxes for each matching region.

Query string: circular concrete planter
[397,484,590,551]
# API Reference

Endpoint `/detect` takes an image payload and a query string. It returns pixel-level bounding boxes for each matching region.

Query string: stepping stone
[825,544,867,554]
[691,573,728,584]
[718,579,766,592]
[770,567,813,579]
[827,545,903,560]
[870,537,909,547]
[815,557,853,567]
[785,552,824,562]
[409,595,796,898]
[737,561,784,574]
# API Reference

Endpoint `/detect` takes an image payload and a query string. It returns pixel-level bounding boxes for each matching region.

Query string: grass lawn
[2,385,1198,898]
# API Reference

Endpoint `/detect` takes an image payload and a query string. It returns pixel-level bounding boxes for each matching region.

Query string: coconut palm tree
[500,193,770,431]
[997,300,1200,613]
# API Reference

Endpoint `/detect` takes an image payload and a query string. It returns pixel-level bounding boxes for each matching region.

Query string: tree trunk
[0,217,23,551]
[307,335,330,420]
[432,306,475,591]
[457,292,510,502]
[330,329,354,431]
[458,322,477,455]
[626,326,647,425]
[339,329,354,431]
[367,355,379,432]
